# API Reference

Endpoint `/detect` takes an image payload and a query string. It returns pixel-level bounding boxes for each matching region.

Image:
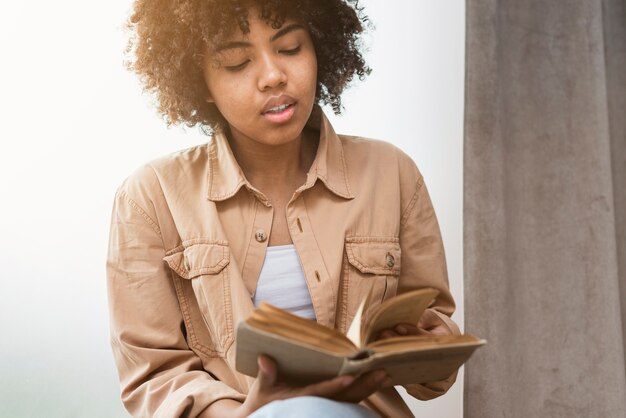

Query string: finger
[415,323,451,337]
[298,374,356,398]
[417,309,441,330]
[334,370,390,403]
[394,323,419,335]
[417,310,453,336]
[379,329,398,339]
[394,324,408,335]
[427,324,453,336]
[256,354,278,389]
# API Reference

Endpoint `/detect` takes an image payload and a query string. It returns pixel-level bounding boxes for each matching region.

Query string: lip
[261,94,297,114]
[261,94,297,124]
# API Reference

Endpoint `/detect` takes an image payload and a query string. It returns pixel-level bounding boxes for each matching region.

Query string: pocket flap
[164,242,230,279]
[345,238,401,275]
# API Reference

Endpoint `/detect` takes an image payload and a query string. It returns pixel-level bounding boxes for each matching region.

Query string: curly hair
[126,0,371,131]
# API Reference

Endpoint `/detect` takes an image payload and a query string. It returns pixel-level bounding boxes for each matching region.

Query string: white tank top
[253,244,316,320]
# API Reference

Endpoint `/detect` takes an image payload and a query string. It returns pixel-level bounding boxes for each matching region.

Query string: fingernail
[374,371,387,383]
[396,325,408,335]
[257,355,267,371]
[340,375,355,387]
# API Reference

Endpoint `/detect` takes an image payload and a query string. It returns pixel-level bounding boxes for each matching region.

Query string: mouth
[261,97,297,123]
[264,103,294,114]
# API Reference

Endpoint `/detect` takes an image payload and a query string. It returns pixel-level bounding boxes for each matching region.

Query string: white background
[0,1,465,416]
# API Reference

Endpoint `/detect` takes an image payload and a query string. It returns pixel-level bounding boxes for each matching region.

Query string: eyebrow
[216,41,251,53]
[215,23,305,53]
[270,23,305,42]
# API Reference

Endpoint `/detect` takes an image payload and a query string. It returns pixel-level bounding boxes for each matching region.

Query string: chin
[261,122,307,145]
[260,132,301,146]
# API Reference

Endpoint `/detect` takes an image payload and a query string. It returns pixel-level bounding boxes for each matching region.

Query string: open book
[236,288,485,386]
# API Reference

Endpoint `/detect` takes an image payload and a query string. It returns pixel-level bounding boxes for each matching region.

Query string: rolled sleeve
[107,182,244,417]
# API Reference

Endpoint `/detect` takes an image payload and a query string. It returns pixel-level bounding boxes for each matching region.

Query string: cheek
[295,54,318,93]
[211,78,255,116]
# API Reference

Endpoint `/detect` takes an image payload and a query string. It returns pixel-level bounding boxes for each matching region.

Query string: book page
[236,321,350,385]
[363,288,439,345]
[342,338,486,386]
[346,284,375,348]
[367,334,484,352]
[248,303,356,354]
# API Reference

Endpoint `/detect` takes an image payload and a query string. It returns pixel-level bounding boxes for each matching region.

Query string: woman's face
[202,11,318,147]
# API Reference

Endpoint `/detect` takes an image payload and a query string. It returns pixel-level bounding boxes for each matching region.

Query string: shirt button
[386,253,395,268]
[255,229,267,243]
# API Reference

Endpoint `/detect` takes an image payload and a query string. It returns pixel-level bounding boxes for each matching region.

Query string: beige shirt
[107,107,460,418]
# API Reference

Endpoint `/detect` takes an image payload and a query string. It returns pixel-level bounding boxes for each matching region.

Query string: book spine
[338,349,376,376]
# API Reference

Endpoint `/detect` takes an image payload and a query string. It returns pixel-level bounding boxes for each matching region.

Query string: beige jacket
[107,107,460,418]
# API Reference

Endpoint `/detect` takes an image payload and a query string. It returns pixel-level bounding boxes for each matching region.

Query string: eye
[224,60,250,72]
[280,45,301,55]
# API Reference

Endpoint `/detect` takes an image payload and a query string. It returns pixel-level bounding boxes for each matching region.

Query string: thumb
[256,354,277,389]
[417,309,439,329]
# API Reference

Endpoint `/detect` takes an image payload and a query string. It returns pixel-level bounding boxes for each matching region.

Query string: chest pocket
[342,238,401,330]
[164,241,233,356]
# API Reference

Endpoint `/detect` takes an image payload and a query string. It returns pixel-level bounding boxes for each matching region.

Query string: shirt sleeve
[106,177,245,418]
[397,172,462,401]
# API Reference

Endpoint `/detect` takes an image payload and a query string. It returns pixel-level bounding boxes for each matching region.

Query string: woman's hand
[375,309,453,340]
[235,355,391,417]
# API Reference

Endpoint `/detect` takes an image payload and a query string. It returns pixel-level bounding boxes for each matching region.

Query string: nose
[257,53,287,91]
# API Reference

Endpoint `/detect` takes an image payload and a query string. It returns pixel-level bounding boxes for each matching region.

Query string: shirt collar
[207,105,355,202]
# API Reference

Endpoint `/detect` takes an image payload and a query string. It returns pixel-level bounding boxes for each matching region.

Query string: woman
[107,1,460,417]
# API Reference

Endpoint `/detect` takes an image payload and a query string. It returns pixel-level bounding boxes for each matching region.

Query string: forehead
[218,25,307,56]
[208,8,303,50]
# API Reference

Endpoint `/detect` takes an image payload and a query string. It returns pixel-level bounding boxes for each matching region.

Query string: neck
[228,128,318,189]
